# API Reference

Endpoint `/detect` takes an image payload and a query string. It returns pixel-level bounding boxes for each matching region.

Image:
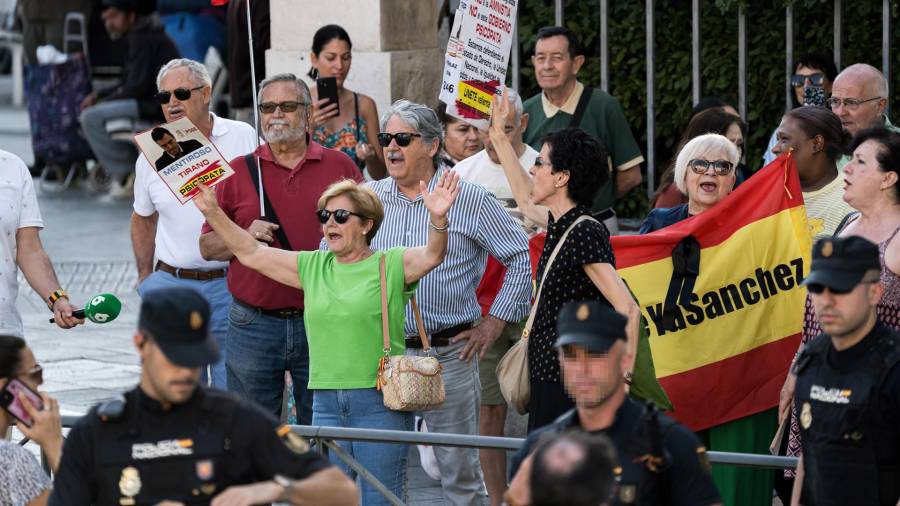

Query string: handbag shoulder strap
[522,215,598,339]
[244,153,294,251]
[379,254,432,352]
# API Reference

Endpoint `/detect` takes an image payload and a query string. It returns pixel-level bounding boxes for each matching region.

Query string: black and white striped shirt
[368,167,531,335]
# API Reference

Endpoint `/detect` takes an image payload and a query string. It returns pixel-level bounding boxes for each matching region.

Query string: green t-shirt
[297,247,417,389]
[523,86,644,211]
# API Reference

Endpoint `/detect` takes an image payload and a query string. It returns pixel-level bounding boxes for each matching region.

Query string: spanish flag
[611,154,811,431]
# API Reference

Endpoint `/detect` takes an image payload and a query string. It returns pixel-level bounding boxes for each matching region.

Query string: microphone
[49,293,122,324]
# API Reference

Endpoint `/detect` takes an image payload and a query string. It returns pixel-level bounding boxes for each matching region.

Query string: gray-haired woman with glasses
[639,133,740,234]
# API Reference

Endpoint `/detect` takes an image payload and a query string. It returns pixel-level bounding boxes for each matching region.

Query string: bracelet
[429,219,450,233]
[47,289,69,310]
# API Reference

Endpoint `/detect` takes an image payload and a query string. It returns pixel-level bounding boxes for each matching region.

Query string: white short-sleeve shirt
[133,113,259,270]
[452,145,540,234]
[0,150,43,338]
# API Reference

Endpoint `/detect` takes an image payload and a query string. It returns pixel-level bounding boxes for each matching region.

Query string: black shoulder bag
[244,154,294,251]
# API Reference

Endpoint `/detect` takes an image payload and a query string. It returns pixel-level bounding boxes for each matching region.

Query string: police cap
[138,287,219,367]
[802,236,880,293]
[555,301,627,353]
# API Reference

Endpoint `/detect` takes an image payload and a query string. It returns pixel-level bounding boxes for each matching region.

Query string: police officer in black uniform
[49,287,358,505]
[791,236,900,506]
[506,301,721,506]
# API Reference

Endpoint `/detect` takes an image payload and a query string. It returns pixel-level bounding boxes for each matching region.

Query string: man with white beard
[200,73,361,422]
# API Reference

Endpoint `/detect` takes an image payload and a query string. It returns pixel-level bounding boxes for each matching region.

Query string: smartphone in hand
[316,76,341,116]
[0,378,43,427]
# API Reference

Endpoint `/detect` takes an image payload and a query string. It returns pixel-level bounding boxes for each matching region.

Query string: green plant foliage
[513,0,900,218]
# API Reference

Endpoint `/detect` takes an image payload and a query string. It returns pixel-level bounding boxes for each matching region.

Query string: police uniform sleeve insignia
[118,466,142,504]
[696,446,712,475]
[277,425,310,454]
[800,402,812,429]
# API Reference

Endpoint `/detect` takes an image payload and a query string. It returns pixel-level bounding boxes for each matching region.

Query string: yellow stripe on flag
[619,206,811,377]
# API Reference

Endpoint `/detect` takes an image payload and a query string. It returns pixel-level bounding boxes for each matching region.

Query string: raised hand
[421,170,461,219]
[489,88,513,136]
[192,183,220,216]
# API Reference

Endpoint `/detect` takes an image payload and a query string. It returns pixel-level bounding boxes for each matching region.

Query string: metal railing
[27,416,796,506]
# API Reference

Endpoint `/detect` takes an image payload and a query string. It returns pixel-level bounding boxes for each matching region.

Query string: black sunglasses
[154,85,205,104]
[689,158,734,176]
[790,73,825,88]
[316,208,367,225]
[377,132,422,147]
[258,101,307,114]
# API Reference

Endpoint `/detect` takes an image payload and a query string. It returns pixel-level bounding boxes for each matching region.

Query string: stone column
[267,0,444,115]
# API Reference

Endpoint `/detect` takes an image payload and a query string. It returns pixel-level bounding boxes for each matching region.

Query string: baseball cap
[138,287,219,367]
[802,236,880,293]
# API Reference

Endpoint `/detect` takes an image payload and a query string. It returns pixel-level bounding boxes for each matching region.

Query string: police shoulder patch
[277,425,310,454]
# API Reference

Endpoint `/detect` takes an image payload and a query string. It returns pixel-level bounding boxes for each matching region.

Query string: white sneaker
[108,172,135,200]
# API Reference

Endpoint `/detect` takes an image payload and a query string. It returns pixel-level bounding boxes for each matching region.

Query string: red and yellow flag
[611,154,811,431]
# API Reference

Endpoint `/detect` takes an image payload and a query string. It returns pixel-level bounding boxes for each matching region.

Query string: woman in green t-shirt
[195,173,460,505]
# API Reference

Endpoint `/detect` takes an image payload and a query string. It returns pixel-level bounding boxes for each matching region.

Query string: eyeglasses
[689,159,734,176]
[790,73,825,88]
[19,364,43,384]
[258,101,307,114]
[154,85,205,104]
[316,208,367,225]
[826,96,882,111]
[377,132,422,147]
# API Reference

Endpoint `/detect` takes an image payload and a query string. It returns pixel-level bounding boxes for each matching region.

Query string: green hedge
[514,0,900,218]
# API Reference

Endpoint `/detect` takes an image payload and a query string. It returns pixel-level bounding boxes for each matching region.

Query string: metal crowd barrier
[28,417,795,506]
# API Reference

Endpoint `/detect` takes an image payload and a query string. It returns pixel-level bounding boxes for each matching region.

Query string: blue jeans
[312,389,413,506]
[225,302,313,424]
[137,271,230,389]
[79,99,140,178]
[408,340,486,505]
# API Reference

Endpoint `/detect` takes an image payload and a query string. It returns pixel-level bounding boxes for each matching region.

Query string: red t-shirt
[202,141,362,309]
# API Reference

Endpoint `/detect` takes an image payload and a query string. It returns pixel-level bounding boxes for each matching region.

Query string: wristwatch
[273,474,294,502]
[47,289,68,310]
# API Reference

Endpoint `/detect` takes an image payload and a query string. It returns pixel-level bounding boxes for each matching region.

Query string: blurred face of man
[559,342,627,409]
[532,35,584,95]
[158,66,211,125]
[481,106,529,164]
[810,274,882,342]
[136,333,200,408]
[830,73,887,137]
[101,7,135,40]
[259,81,310,144]
[155,133,181,157]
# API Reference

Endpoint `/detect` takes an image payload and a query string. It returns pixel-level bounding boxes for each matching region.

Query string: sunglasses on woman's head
[154,85,205,104]
[790,73,825,88]
[689,158,734,176]
[316,208,366,225]
[377,132,422,147]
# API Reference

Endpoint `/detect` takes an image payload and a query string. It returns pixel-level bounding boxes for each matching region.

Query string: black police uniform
[510,397,721,506]
[793,323,900,506]
[49,386,328,505]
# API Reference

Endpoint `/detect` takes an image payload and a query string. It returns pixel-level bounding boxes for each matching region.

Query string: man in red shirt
[200,73,361,423]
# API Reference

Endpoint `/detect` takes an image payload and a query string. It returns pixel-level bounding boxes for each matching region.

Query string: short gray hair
[836,63,889,98]
[380,100,444,168]
[156,58,211,89]
[257,73,312,105]
[673,133,741,194]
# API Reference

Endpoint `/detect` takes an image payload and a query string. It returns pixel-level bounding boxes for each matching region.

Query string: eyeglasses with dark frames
[377,132,422,147]
[790,73,825,88]
[154,85,205,104]
[316,208,367,225]
[258,101,308,114]
[689,158,734,176]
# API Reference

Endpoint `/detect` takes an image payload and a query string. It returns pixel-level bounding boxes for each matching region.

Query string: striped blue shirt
[368,167,531,335]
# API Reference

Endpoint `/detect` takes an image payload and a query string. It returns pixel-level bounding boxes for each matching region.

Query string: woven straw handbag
[496,215,598,415]
[375,255,445,411]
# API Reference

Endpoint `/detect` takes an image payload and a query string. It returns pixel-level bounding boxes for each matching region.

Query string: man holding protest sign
[131,58,258,389]
[200,74,361,423]
[523,27,643,234]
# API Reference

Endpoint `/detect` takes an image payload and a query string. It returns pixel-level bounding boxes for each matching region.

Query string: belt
[234,298,303,319]
[406,321,473,349]
[592,208,616,222]
[156,260,226,281]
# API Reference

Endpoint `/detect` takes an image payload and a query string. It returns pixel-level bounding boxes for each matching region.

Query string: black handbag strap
[244,153,293,251]
[569,86,593,128]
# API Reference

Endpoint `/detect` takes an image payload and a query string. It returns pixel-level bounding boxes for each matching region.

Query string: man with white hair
[829,63,899,169]
[131,58,258,389]
[200,74,361,421]
[452,88,538,506]
[369,99,531,505]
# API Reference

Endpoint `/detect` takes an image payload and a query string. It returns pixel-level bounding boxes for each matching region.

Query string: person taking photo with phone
[0,335,63,506]
[308,24,388,179]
